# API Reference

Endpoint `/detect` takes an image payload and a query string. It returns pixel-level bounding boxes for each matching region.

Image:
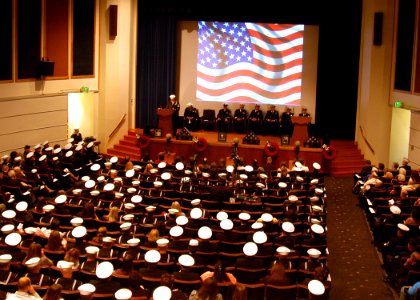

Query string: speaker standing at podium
[280,106,294,136]
[166,94,180,135]
[299,107,311,136]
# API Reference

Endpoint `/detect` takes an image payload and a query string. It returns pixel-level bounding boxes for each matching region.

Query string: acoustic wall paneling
[0,0,13,81]
[0,95,68,155]
[409,111,420,167]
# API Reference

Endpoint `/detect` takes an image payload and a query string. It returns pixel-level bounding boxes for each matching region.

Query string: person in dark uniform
[183,103,200,132]
[71,128,83,144]
[54,260,83,291]
[280,106,294,136]
[80,246,99,273]
[89,261,121,294]
[166,94,181,135]
[24,257,53,288]
[264,105,280,136]
[139,250,167,279]
[98,237,118,258]
[233,104,248,133]
[174,254,201,281]
[216,104,232,132]
[248,104,264,134]
[0,254,19,286]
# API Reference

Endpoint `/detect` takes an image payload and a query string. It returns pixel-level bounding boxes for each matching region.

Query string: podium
[290,116,311,145]
[157,108,173,136]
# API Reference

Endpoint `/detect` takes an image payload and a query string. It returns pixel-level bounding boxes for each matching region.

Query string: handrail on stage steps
[109,113,127,139]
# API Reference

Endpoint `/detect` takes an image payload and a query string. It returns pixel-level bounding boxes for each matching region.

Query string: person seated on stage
[216,103,232,132]
[263,105,280,136]
[183,102,200,132]
[233,104,248,133]
[248,104,264,134]
[280,106,294,136]
[166,94,180,135]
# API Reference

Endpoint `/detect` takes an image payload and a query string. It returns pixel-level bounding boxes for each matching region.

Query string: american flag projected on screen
[196,21,304,105]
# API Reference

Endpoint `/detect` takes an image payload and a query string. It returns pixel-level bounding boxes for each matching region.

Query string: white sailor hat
[70,217,84,226]
[25,257,40,268]
[259,173,268,180]
[161,172,171,180]
[276,246,291,256]
[307,248,322,259]
[104,162,112,168]
[191,199,201,206]
[14,156,22,162]
[96,261,114,279]
[145,250,161,263]
[311,224,325,234]
[178,254,195,267]
[24,227,37,235]
[87,142,94,149]
[120,222,132,231]
[90,190,100,197]
[220,219,234,230]
[312,205,323,213]
[311,218,321,224]
[57,260,74,269]
[256,182,265,188]
[216,211,228,221]
[72,188,82,195]
[123,214,134,221]
[81,176,90,182]
[176,215,188,226]
[103,237,116,243]
[150,168,159,174]
[245,165,254,172]
[189,239,199,247]
[78,283,96,295]
[398,223,410,232]
[55,194,67,204]
[156,238,170,247]
[39,155,47,162]
[296,176,304,182]
[115,288,132,300]
[218,173,227,179]
[90,164,100,172]
[202,172,210,178]
[0,254,12,263]
[126,187,137,194]
[133,165,142,171]
[153,181,163,188]
[132,180,140,186]
[85,246,100,254]
[1,224,14,234]
[239,212,251,221]
[310,179,319,185]
[110,156,118,164]
[153,286,172,300]
[53,147,62,154]
[315,188,324,195]
[390,205,401,215]
[43,140,49,146]
[226,165,234,173]
[190,208,203,219]
[31,168,37,174]
[44,147,53,152]
[198,226,212,239]
[253,231,268,244]
[295,161,303,168]
[104,183,115,191]
[308,279,325,296]
[85,180,96,189]
[169,225,184,237]
[146,206,156,212]
[158,162,167,169]
[113,177,123,183]
[282,221,295,233]
[5,232,21,246]
[131,195,142,203]
[168,208,179,215]
[16,201,28,212]
[65,150,74,157]
[313,162,321,170]
[261,213,273,222]
[64,143,73,151]
[125,169,135,178]
[75,145,83,152]
[72,226,87,238]
[239,174,248,180]
[52,156,59,162]
[34,144,41,150]
[43,204,55,212]
[175,162,184,170]
[26,152,34,159]
[243,242,258,256]
[127,238,140,247]
[288,195,298,202]
[310,196,320,202]
[251,222,264,230]
[124,203,135,210]
[170,94,176,99]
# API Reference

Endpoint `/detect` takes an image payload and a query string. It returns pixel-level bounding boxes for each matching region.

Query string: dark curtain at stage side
[135,13,177,129]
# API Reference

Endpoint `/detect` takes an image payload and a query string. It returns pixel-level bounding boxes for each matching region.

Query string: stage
[143,131,325,171]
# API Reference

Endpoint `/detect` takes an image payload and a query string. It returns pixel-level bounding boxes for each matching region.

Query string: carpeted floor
[325,176,398,300]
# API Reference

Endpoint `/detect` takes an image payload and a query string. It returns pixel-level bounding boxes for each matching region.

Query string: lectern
[290,116,311,145]
[157,108,173,136]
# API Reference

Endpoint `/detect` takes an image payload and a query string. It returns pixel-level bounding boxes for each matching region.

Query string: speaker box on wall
[109,5,118,39]
[37,60,55,78]
[373,12,383,46]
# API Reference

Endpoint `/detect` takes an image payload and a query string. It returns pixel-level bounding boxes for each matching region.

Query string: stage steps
[329,139,366,177]
[105,129,143,161]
